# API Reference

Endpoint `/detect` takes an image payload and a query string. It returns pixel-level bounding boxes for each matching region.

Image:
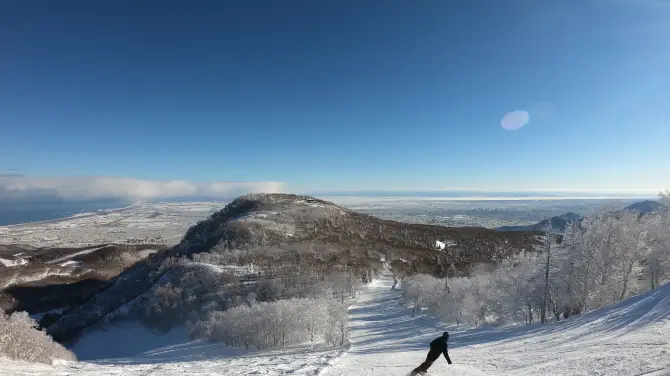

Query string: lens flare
[501,110,530,130]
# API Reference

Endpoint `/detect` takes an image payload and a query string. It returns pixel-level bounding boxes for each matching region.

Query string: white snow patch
[47,246,108,264]
[436,239,457,250]
[188,262,254,274]
[60,260,83,267]
[231,215,296,237]
[137,249,158,258]
[295,200,327,208]
[0,257,29,267]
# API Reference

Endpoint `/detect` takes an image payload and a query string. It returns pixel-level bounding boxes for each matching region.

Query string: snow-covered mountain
[43,194,537,344]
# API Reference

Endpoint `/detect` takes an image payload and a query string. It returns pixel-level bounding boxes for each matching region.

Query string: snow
[188,262,254,275]
[0,257,29,267]
[60,260,84,267]
[435,240,456,250]
[71,325,193,360]
[137,249,158,258]
[0,201,225,248]
[2,271,669,375]
[231,214,297,237]
[46,246,109,264]
[323,273,670,376]
[5,269,75,287]
[295,200,327,208]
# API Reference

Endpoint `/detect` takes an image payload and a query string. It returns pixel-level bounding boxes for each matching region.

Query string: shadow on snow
[347,281,670,355]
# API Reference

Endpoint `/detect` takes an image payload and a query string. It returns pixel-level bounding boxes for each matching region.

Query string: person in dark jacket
[411,332,452,375]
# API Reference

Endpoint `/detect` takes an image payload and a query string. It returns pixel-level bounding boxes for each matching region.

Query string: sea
[0,198,131,226]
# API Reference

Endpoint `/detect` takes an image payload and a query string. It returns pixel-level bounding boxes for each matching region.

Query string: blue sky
[1,0,669,195]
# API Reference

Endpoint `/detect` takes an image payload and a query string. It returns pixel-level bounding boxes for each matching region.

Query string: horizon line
[303,189,663,198]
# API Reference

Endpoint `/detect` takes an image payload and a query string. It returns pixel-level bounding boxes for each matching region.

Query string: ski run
[2,270,669,375]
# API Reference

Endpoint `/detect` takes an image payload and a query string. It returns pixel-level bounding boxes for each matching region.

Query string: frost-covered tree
[646,192,670,290]
[614,212,649,300]
[533,223,559,324]
[190,298,347,349]
[0,311,76,364]
[401,194,670,326]
[553,221,584,318]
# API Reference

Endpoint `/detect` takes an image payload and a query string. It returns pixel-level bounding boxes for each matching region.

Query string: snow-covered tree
[614,212,649,300]
[533,223,559,324]
[190,298,347,349]
[0,311,76,364]
[401,194,670,326]
[646,193,670,289]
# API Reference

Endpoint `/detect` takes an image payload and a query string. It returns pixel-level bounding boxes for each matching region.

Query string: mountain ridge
[496,199,664,232]
[45,193,539,343]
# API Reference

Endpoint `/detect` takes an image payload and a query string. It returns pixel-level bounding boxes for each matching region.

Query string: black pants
[412,349,441,373]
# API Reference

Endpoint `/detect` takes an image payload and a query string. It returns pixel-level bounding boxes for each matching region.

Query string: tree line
[189,298,347,350]
[403,193,670,326]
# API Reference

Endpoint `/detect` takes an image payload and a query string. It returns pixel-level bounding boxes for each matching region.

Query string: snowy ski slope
[1,271,669,375]
[322,273,670,376]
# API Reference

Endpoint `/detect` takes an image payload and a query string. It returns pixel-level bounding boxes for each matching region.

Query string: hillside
[3,269,668,375]
[45,193,539,344]
[620,199,664,215]
[0,244,164,317]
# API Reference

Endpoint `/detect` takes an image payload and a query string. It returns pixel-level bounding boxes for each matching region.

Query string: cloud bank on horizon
[0,176,283,201]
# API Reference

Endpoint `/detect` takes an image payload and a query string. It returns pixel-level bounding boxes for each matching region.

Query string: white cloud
[0,176,283,201]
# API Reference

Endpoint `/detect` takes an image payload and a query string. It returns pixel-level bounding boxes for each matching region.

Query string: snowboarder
[411,331,452,375]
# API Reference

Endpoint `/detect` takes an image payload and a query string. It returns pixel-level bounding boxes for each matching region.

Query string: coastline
[0,203,140,229]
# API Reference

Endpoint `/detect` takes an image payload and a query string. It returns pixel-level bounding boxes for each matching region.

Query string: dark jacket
[429,336,452,364]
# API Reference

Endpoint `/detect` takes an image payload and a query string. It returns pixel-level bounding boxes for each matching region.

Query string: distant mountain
[619,200,664,215]
[496,212,582,233]
[497,199,664,233]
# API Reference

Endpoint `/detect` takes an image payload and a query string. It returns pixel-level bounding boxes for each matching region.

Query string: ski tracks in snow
[2,271,669,375]
[319,274,489,376]
[318,271,670,376]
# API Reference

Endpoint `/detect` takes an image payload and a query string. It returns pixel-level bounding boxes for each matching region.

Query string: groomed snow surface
[2,272,670,375]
